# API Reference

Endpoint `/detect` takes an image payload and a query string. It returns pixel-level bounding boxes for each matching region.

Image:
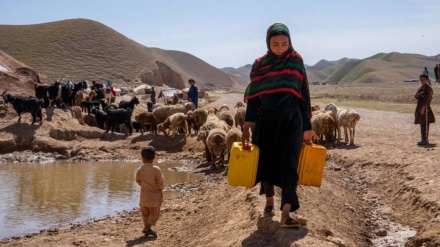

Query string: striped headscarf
[244,23,310,104]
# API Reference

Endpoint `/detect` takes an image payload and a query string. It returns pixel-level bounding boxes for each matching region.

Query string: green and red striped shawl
[244,51,307,102]
[244,23,310,107]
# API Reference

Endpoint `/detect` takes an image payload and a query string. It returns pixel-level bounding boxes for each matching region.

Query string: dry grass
[310,82,440,114]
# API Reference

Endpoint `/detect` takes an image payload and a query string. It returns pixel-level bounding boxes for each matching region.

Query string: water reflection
[0,160,203,239]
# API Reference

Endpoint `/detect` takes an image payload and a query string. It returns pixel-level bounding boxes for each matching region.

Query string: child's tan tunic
[136,163,165,207]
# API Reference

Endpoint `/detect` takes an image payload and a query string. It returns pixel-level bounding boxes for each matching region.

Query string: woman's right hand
[242,121,254,145]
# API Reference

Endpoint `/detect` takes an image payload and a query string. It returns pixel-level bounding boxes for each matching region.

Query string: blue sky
[1,0,439,68]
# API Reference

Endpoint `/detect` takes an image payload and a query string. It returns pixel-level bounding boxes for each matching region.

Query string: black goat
[70,80,88,106]
[35,81,62,108]
[3,91,43,125]
[92,88,105,101]
[132,121,149,133]
[105,108,133,134]
[91,106,107,129]
[61,81,74,107]
[74,80,88,92]
[104,104,118,112]
[99,99,109,110]
[119,96,140,111]
[80,100,100,115]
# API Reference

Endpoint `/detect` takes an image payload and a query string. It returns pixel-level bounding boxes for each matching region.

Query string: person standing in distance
[242,23,318,228]
[423,67,432,85]
[151,87,156,105]
[187,79,198,108]
[415,73,435,145]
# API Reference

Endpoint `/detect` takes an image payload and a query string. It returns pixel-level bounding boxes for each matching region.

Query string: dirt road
[0,92,439,246]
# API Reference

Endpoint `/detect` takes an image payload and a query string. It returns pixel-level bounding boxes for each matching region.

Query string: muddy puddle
[0,158,203,240]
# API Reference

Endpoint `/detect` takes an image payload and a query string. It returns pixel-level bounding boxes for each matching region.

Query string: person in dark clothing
[187,79,198,108]
[423,67,431,85]
[435,64,439,83]
[415,74,435,145]
[242,23,318,228]
[150,87,156,105]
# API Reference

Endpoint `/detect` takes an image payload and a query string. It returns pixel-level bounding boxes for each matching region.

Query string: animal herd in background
[0,80,361,169]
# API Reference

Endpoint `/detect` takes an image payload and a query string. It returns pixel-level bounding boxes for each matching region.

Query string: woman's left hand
[303,130,319,145]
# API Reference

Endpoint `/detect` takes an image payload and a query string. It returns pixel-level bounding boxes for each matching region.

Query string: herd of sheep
[0,85,361,169]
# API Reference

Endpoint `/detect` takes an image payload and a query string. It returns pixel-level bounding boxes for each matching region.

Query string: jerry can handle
[242,142,251,151]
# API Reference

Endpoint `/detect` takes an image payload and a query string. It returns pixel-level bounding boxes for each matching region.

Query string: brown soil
[0,91,439,247]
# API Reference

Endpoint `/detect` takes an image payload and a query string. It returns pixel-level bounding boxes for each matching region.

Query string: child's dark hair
[141,145,156,160]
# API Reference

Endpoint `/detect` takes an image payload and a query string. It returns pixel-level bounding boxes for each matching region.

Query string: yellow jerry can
[227,142,259,188]
[297,143,327,187]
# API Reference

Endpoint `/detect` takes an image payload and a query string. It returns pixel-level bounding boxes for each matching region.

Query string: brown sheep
[234,102,245,108]
[206,128,227,169]
[0,99,9,115]
[192,108,208,134]
[198,110,230,162]
[234,107,246,131]
[74,91,84,106]
[225,127,242,160]
[71,106,84,125]
[135,112,157,135]
[152,102,195,125]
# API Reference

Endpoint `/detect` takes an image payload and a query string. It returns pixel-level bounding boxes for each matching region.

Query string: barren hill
[221,64,252,84]
[0,19,244,90]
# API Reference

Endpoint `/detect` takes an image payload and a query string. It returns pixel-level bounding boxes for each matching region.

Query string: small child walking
[136,145,165,237]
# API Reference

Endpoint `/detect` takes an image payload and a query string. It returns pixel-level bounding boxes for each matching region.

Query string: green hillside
[319,52,440,83]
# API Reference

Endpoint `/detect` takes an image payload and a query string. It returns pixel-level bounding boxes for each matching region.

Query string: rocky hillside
[0,19,246,90]
[0,50,52,95]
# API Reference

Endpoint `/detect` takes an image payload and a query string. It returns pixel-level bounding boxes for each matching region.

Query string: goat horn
[1,90,7,97]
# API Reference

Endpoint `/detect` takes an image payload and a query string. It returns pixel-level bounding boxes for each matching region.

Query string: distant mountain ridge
[0,19,246,90]
[221,64,252,83]
[221,52,440,84]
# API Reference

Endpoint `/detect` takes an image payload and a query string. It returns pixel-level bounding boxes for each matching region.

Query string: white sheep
[325,103,345,143]
[311,110,336,147]
[311,104,320,112]
[340,109,360,145]
[206,128,228,169]
[152,102,195,124]
[157,112,188,140]
[325,103,360,145]
[225,127,242,160]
